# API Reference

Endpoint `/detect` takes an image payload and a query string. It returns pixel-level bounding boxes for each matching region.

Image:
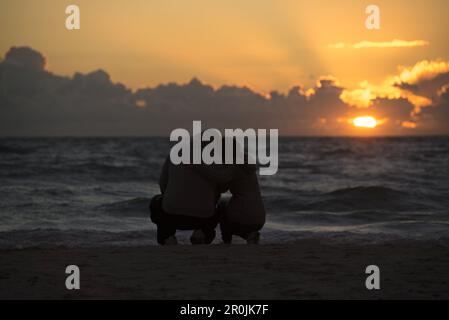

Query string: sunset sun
[353,116,377,128]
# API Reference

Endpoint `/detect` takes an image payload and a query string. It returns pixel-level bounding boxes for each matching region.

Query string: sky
[0,0,449,136]
[1,0,448,91]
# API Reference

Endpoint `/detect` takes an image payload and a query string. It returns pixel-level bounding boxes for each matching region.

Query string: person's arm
[191,163,235,185]
[159,157,169,193]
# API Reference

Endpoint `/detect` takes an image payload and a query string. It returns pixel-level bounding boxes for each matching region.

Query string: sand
[1,239,448,299]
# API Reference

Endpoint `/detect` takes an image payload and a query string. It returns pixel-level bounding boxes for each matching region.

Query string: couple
[149,138,265,245]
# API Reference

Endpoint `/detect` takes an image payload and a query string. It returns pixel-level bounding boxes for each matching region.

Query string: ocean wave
[309,186,414,212]
[0,145,35,155]
[96,197,151,216]
[263,186,440,213]
[320,147,356,157]
[272,210,447,226]
[326,185,402,196]
[1,137,449,247]
[69,161,159,175]
[31,187,75,197]
[0,161,161,182]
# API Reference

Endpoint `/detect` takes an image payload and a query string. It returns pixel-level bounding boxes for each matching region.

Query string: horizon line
[2,134,449,139]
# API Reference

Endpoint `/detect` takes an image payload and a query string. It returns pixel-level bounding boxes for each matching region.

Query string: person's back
[219,165,266,244]
[161,159,219,218]
[151,156,235,245]
[225,168,265,226]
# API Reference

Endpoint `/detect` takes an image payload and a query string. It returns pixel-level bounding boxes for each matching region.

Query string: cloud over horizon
[329,39,429,49]
[1,46,449,136]
[341,59,449,131]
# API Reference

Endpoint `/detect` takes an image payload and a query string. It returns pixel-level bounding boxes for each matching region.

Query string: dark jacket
[223,166,266,226]
[159,157,234,218]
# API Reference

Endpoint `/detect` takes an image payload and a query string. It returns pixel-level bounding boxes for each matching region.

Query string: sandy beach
[1,239,448,300]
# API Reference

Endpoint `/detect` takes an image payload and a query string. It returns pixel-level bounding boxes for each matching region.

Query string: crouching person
[150,155,233,245]
[218,164,265,244]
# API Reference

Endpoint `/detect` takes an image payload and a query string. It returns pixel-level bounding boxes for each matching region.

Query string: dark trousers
[217,201,263,240]
[149,194,219,244]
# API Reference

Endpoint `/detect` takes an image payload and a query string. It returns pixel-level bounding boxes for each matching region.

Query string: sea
[1,137,449,248]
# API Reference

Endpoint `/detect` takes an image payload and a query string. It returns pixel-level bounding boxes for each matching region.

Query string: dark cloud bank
[1,46,448,136]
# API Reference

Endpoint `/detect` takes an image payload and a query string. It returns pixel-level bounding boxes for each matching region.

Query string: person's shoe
[190,229,206,245]
[163,235,178,245]
[246,231,260,244]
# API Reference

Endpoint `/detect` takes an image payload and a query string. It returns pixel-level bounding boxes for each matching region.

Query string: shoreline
[1,239,448,299]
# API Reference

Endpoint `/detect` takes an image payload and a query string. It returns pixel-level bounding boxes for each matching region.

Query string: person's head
[222,135,257,173]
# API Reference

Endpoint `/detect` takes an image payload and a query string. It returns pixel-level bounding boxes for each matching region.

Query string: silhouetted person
[150,134,265,245]
[217,164,266,244]
[150,156,234,245]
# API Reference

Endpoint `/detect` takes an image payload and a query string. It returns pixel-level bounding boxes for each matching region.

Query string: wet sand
[1,239,448,299]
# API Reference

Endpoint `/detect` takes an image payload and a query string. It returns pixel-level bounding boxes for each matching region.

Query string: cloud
[341,60,449,111]
[340,59,449,133]
[1,46,448,136]
[416,76,449,134]
[329,39,429,49]
[401,121,417,129]
[394,60,449,85]
[3,46,46,70]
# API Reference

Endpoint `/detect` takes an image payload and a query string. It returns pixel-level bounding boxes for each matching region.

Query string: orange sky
[1,0,449,136]
[1,0,448,93]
